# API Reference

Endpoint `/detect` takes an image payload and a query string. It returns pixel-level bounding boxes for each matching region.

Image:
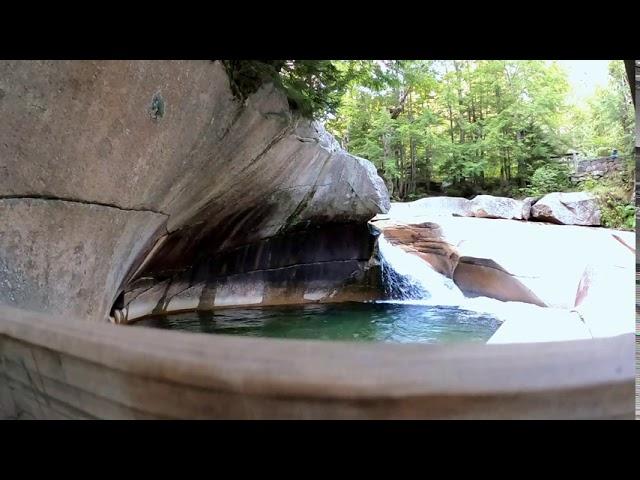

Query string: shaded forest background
[222,60,635,229]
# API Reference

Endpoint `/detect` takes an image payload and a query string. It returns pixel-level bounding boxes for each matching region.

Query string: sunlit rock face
[0,60,389,322]
[468,195,526,220]
[386,197,473,218]
[530,192,601,226]
[371,201,634,338]
[386,193,602,226]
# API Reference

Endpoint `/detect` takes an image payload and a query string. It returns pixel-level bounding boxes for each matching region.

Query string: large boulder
[469,195,524,220]
[383,195,534,222]
[530,192,601,226]
[0,60,390,322]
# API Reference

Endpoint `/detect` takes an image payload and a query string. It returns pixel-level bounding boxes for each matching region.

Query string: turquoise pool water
[134,302,501,344]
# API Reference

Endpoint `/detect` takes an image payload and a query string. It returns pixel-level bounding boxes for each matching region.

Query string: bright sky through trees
[555,60,610,106]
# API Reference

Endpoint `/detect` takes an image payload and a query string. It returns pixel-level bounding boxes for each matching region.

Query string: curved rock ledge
[121,224,383,322]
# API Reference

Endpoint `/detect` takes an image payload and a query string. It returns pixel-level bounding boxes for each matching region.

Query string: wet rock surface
[372,203,634,338]
[372,218,547,307]
[375,223,459,278]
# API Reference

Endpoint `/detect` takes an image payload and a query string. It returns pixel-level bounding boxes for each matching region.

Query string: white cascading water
[376,233,574,323]
[378,235,464,305]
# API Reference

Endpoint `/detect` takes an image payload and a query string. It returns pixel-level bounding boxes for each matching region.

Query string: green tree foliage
[580,173,636,230]
[559,61,636,229]
[221,60,382,118]
[325,60,580,199]
[564,61,635,165]
[322,60,633,209]
[522,163,573,197]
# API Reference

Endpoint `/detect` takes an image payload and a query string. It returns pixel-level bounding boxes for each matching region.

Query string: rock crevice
[0,195,170,217]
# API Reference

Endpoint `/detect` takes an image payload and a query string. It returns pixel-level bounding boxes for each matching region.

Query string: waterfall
[377,235,464,305]
[376,233,579,327]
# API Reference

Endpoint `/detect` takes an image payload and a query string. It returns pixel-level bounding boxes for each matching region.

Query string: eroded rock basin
[0,60,634,419]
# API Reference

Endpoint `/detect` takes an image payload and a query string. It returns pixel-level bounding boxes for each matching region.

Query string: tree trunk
[398,144,406,199]
[448,103,455,143]
[408,91,416,196]
[410,137,417,195]
[453,60,464,144]
[424,147,431,194]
